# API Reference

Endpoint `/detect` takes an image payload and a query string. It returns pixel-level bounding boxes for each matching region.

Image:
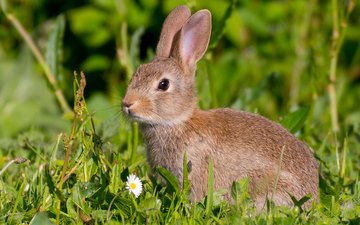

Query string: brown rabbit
[122,5,318,210]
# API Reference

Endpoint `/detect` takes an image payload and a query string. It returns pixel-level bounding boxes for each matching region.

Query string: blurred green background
[1,0,360,223]
[1,0,360,137]
[1,0,360,164]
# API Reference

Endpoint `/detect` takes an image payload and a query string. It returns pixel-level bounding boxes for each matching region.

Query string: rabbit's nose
[122,100,134,115]
[122,101,133,108]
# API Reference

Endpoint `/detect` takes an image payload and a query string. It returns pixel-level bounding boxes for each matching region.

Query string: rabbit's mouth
[123,107,139,120]
[122,101,141,119]
[123,108,152,124]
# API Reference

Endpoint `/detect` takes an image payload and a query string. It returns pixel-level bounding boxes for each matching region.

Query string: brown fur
[122,5,318,210]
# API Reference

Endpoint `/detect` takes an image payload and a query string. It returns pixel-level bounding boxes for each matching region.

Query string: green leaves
[289,193,311,212]
[231,178,251,205]
[83,158,98,182]
[79,182,101,198]
[280,106,310,134]
[109,156,124,194]
[156,167,180,193]
[68,6,112,48]
[45,14,65,87]
[209,0,238,49]
[29,212,54,225]
[138,196,161,212]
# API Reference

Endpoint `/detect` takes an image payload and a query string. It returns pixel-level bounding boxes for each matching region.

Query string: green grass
[1,0,360,224]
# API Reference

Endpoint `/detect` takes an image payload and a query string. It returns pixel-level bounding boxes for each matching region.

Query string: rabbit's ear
[177,10,211,70]
[156,5,191,58]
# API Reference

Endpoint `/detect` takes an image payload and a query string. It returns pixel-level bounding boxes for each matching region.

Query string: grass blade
[280,106,310,134]
[209,0,238,49]
[29,212,54,225]
[156,167,180,193]
[45,14,65,86]
[9,179,27,223]
[182,151,190,197]
[205,158,214,217]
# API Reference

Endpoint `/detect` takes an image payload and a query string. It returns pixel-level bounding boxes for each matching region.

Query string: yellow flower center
[130,182,136,190]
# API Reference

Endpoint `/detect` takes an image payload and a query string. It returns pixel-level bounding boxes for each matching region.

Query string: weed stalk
[328,0,355,133]
[55,72,87,224]
[3,13,72,114]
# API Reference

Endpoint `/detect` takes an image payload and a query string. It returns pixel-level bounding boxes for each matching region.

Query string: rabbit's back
[142,108,318,207]
[204,109,318,203]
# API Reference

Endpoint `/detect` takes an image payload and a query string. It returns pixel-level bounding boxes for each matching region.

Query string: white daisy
[126,174,143,198]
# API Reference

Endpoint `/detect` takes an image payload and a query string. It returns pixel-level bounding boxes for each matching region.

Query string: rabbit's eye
[158,79,170,91]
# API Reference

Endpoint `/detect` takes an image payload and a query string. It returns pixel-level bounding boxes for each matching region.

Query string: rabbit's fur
[122,5,318,210]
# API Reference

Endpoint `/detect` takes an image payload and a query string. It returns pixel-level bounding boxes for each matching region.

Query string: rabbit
[122,5,318,210]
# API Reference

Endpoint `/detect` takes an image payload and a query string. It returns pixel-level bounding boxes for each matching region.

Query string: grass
[1,0,360,224]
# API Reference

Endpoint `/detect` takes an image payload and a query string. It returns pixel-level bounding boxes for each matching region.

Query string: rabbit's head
[122,6,211,125]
